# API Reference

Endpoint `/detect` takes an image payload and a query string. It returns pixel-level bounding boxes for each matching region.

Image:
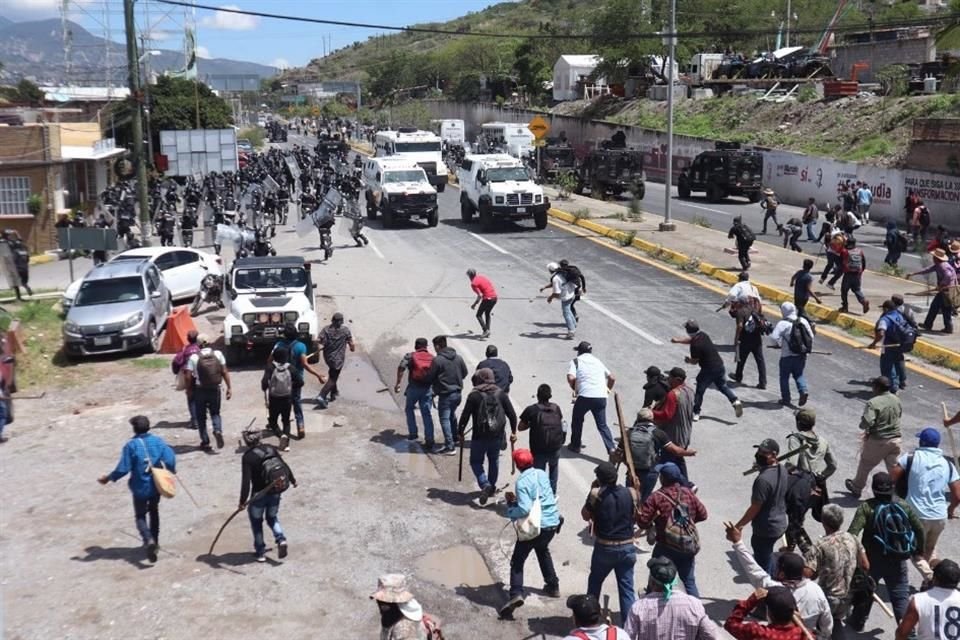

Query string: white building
[552,55,602,102]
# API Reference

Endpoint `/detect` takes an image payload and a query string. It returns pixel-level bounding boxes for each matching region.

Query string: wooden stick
[176,474,201,508]
[943,402,960,470]
[793,613,815,640]
[872,592,895,619]
[614,393,639,488]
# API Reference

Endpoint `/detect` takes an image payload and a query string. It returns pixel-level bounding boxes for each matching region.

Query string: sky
[1,0,507,70]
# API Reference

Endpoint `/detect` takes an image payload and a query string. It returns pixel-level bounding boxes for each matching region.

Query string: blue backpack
[882,310,917,353]
[872,501,916,559]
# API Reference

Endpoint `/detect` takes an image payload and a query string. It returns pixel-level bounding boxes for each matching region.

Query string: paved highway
[270,135,958,636]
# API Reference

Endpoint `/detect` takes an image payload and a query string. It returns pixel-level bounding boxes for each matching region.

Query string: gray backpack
[269,363,293,398]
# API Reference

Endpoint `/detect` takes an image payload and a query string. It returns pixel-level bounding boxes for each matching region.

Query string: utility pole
[659,0,677,232]
[124,0,151,243]
[139,35,155,168]
[785,0,792,47]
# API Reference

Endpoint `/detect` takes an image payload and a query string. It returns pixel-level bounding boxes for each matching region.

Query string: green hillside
[283,0,940,106]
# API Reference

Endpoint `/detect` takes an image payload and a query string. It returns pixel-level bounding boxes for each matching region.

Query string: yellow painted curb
[547,207,960,373]
[29,254,57,265]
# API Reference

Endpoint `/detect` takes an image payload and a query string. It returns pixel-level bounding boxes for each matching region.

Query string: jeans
[924,291,953,332]
[267,395,292,437]
[509,527,558,598]
[561,298,577,333]
[319,364,342,399]
[841,272,865,308]
[571,396,615,453]
[404,384,434,440]
[779,355,808,403]
[533,449,560,495]
[734,338,766,387]
[588,543,637,624]
[880,349,905,390]
[0,397,7,438]
[884,249,902,266]
[186,393,197,427]
[194,386,223,446]
[692,367,738,415]
[437,391,462,446]
[821,253,841,285]
[751,532,779,576]
[632,468,659,502]
[476,297,497,332]
[248,493,285,556]
[806,221,818,241]
[762,210,779,234]
[290,384,304,428]
[470,436,502,489]
[133,494,160,546]
[848,560,910,627]
[652,544,699,597]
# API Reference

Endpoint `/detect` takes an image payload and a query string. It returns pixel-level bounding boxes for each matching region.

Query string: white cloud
[199,5,258,31]
[195,46,212,59]
[3,0,94,18]
[271,58,290,70]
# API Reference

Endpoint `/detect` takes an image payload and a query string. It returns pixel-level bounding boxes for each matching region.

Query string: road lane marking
[468,232,511,255]
[682,202,732,217]
[366,236,385,260]
[549,219,960,387]
[418,301,480,367]
[582,299,663,345]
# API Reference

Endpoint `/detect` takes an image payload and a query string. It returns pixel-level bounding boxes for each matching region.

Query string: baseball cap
[872,471,894,496]
[918,427,941,447]
[566,594,602,623]
[594,461,618,484]
[668,367,686,380]
[653,462,685,484]
[573,341,592,355]
[644,366,661,377]
[753,438,780,455]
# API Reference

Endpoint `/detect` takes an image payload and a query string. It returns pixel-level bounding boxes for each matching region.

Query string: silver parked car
[62,259,172,358]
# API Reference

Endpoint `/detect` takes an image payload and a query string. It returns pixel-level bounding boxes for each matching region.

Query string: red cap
[512,448,534,470]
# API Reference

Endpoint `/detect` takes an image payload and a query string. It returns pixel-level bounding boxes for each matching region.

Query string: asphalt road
[591,179,926,271]
[262,135,960,636]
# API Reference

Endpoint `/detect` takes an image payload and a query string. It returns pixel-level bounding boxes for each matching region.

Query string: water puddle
[398,453,441,480]
[416,545,493,588]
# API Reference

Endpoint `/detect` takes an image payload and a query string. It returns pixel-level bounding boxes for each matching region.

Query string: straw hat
[763,188,775,196]
[370,574,414,604]
[949,240,960,254]
[931,248,948,262]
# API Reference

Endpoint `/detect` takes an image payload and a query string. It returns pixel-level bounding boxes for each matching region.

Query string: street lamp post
[659,0,677,232]
[123,0,151,243]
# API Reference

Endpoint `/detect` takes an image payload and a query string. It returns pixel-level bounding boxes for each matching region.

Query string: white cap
[547,262,559,272]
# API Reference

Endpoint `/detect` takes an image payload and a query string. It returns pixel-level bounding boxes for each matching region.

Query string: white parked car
[62,247,223,312]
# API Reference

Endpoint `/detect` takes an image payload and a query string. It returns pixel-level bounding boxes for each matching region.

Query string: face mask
[755,453,767,467]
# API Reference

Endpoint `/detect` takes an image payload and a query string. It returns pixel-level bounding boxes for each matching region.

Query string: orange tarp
[159,306,197,354]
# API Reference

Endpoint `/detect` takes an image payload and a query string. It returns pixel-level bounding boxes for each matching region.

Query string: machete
[742,444,809,475]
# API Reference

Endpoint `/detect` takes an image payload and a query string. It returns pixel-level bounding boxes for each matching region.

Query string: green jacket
[848,497,924,560]
[858,392,901,440]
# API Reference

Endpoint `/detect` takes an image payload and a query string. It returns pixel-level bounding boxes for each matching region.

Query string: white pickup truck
[457,154,549,231]
[362,157,439,228]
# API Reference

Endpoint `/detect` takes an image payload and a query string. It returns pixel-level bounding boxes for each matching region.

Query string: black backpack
[919,206,931,227]
[257,447,293,494]
[474,390,506,438]
[530,403,566,452]
[739,225,756,245]
[561,265,583,291]
[895,232,909,252]
[872,501,916,559]
[787,319,813,354]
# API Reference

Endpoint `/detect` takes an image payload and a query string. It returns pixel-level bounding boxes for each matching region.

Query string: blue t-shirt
[793,270,813,304]
[899,448,959,520]
[273,339,307,380]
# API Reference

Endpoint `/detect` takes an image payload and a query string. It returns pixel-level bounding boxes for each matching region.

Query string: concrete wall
[423,100,960,228]
[56,122,100,147]
[830,35,935,83]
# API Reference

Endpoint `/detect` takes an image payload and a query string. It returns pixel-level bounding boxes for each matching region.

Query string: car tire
[366,194,377,219]
[534,210,548,230]
[436,182,446,193]
[381,203,394,228]
[460,198,474,224]
[479,201,494,231]
[706,184,722,203]
[748,191,761,203]
[145,320,159,354]
[427,209,439,228]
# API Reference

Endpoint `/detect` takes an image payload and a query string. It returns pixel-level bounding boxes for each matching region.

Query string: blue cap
[918,427,941,447]
[653,462,685,484]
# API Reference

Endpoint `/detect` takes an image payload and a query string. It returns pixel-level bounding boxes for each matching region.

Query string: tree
[16,79,44,106]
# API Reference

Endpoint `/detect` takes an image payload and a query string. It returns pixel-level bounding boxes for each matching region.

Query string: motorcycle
[189,273,224,317]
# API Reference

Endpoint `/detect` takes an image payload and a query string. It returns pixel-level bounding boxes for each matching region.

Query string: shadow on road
[71,545,152,570]
[454,582,506,612]
[196,551,280,571]
[526,615,574,638]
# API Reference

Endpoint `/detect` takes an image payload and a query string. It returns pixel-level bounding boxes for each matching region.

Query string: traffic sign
[528,115,550,140]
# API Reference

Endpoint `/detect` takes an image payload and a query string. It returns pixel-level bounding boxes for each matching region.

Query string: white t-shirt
[185,347,227,382]
[553,273,577,302]
[727,281,759,304]
[568,353,610,399]
[562,625,629,640]
[912,587,960,640]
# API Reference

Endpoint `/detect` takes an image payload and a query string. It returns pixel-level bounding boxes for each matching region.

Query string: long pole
[123,0,151,244]
[139,36,155,168]
[785,0,792,47]
[659,0,677,232]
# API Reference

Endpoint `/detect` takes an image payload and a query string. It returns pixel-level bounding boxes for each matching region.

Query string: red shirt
[470,274,497,300]
[636,484,708,543]
[724,594,807,640]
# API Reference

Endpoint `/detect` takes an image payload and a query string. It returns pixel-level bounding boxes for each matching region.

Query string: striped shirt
[624,592,720,640]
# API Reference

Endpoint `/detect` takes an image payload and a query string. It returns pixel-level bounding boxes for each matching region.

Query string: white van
[374,128,447,192]
[478,122,534,159]
[431,119,466,146]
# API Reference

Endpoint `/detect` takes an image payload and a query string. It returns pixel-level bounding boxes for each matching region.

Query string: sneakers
[278,541,288,559]
[844,479,862,498]
[728,373,742,383]
[798,393,809,407]
[757,383,767,390]
[146,541,158,563]
[406,433,419,441]
[297,425,305,440]
[280,436,290,452]
[862,300,870,314]
[442,444,457,456]
[733,400,743,418]
[565,332,576,340]
[826,282,836,291]
[255,554,266,563]
[479,484,496,506]
[838,306,849,314]
[431,443,447,455]
[692,413,701,422]
[481,330,490,339]
[567,444,583,453]
[315,395,328,409]
[424,440,436,451]
[498,595,524,619]
[214,432,224,449]
[543,585,561,598]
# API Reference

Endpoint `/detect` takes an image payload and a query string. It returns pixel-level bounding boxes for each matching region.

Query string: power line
[152,0,960,41]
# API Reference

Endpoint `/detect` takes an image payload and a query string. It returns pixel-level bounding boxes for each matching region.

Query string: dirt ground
[0,305,541,639]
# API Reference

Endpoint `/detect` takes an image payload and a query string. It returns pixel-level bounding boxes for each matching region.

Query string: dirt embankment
[550,91,960,166]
